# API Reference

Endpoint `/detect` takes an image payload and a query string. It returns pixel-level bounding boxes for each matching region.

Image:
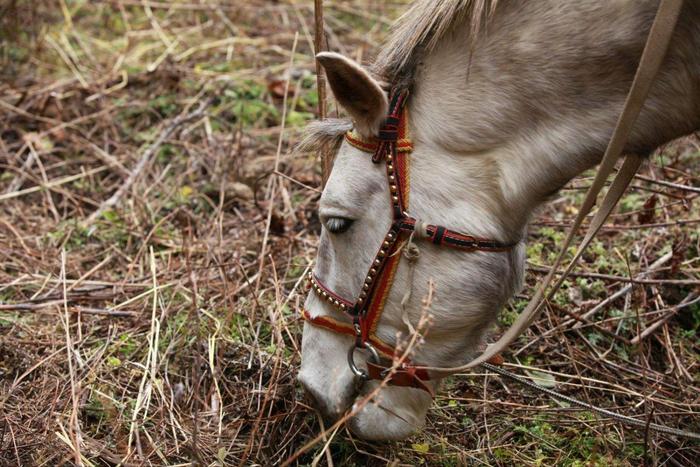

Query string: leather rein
[303,90,515,395]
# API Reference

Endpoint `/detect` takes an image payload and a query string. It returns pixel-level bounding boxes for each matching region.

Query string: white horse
[298,0,700,440]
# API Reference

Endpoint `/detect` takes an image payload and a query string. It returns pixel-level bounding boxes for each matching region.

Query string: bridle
[302,89,516,395]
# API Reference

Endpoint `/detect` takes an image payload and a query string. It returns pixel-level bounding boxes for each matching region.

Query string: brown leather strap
[420,0,684,375]
[366,361,435,396]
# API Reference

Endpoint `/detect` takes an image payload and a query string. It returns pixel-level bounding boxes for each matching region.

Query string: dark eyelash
[326,217,353,234]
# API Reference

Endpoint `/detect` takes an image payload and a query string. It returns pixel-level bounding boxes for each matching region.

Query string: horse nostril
[300,378,322,409]
[302,383,318,407]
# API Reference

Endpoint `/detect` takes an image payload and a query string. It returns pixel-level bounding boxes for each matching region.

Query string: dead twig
[0,302,138,317]
[634,173,700,194]
[84,99,209,225]
[60,249,83,465]
[630,293,700,345]
[314,0,332,186]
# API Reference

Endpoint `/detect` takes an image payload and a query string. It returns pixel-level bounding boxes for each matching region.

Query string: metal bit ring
[347,341,380,380]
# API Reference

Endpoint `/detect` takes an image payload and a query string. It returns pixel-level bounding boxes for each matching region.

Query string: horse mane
[374,0,497,84]
[298,0,496,152]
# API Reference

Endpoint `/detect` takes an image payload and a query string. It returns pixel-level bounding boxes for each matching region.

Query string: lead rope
[479,362,700,440]
[400,232,421,335]
[399,217,432,335]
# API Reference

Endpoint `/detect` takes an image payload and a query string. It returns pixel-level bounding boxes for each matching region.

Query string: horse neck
[407,0,700,238]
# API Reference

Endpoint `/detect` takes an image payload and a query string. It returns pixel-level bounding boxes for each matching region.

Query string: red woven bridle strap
[345,109,413,155]
[396,218,514,252]
[300,308,397,358]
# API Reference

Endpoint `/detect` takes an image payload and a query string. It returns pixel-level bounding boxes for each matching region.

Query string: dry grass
[0,1,698,465]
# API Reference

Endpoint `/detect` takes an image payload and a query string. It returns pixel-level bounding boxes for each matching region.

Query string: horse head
[298,0,700,441]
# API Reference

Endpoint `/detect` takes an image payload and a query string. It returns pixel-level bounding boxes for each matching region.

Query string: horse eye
[324,217,354,234]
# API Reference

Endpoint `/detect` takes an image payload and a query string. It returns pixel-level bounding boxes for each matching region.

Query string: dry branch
[314,0,332,186]
[84,99,209,226]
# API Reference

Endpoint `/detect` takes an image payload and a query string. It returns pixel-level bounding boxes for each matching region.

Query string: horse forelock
[296,118,352,154]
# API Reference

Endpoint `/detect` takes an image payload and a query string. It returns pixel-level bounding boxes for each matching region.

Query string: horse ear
[316,52,388,138]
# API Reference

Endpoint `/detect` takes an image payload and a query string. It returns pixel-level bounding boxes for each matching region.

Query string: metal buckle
[347,341,380,380]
